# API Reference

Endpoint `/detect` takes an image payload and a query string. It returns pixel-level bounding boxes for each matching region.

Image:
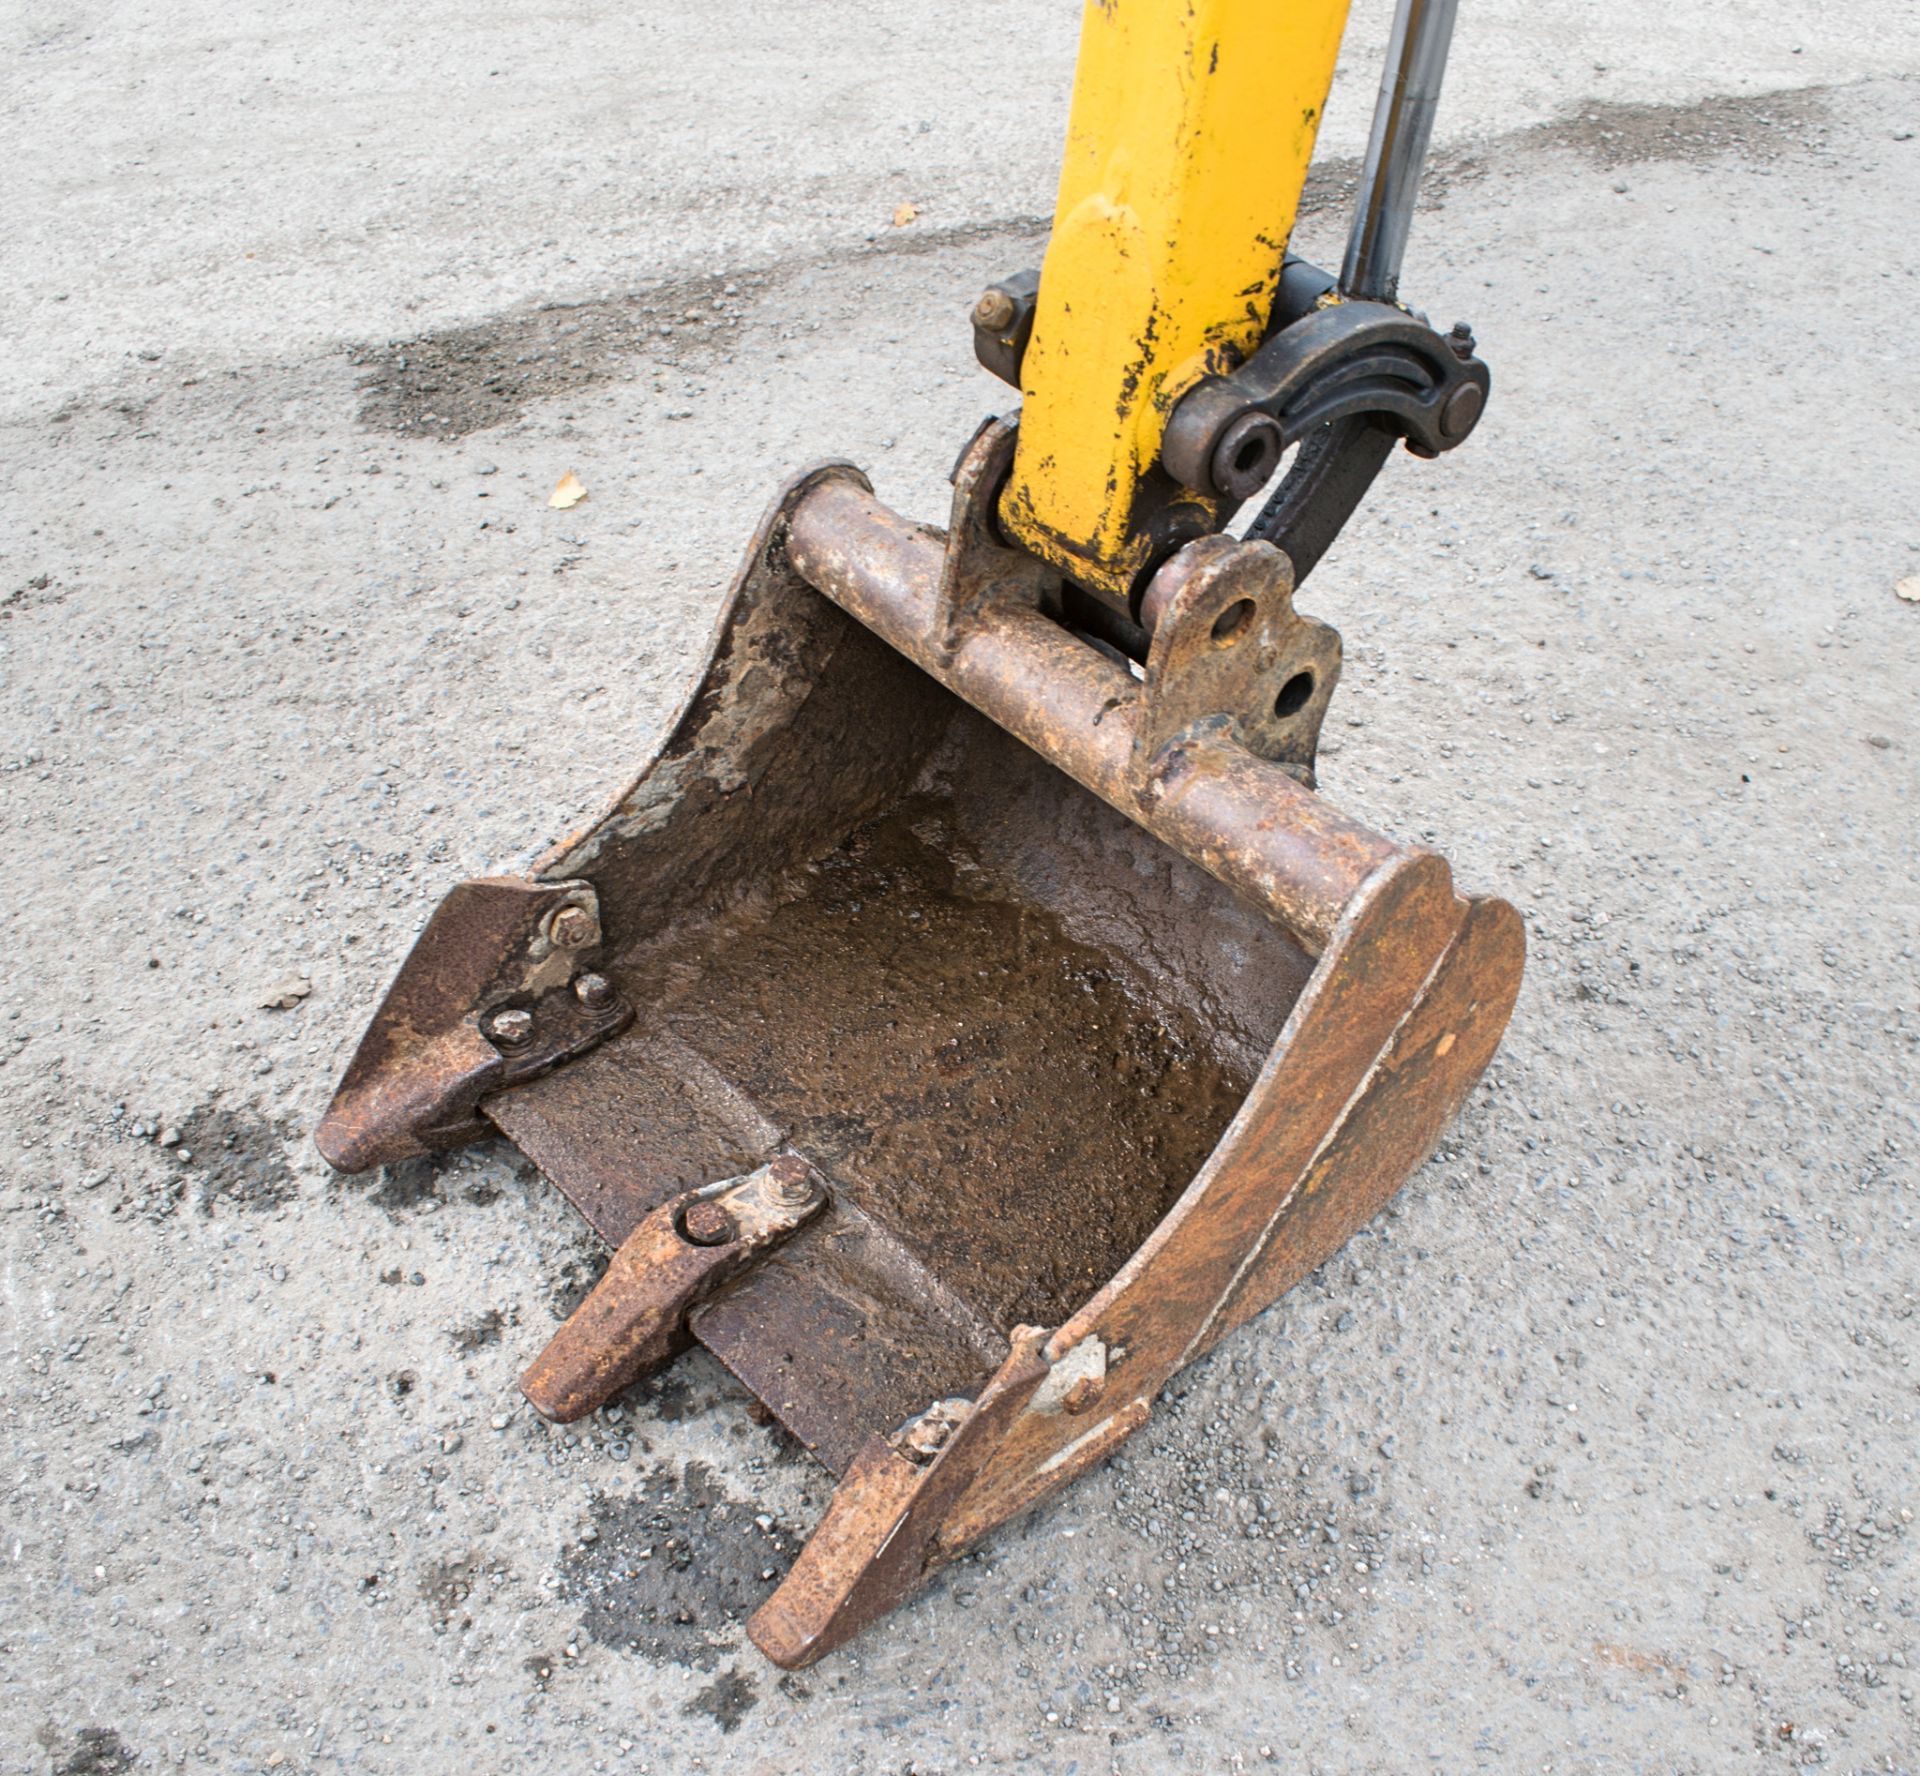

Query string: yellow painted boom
[1000,0,1353,603]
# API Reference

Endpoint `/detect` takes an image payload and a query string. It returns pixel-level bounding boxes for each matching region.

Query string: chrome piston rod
[1340,0,1461,302]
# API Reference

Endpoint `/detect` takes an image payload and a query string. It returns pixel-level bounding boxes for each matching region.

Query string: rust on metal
[780,427,1401,959]
[746,1327,1051,1669]
[313,878,631,1173]
[519,1157,825,1423]
[317,425,1523,1668]
[1130,530,1341,784]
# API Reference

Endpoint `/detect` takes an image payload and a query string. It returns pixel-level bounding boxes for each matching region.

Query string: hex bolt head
[548,904,597,949]
[573,972,616,1011]
[767,1158,814,1207]
[972,287,1017,332]
[486,1006,536,1050]
[681,1200,738,1247]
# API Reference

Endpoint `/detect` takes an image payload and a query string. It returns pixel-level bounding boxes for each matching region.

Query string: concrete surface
[3,1,1917,1771]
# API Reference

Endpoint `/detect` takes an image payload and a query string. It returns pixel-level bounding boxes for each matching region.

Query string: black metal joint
[1161,299,1491,500]
[971,268,1041,388]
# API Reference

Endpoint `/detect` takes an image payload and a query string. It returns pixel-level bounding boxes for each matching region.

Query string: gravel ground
[3,4,1917,1773]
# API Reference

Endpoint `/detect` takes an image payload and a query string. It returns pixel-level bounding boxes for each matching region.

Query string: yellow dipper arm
[1000,0,1353,604]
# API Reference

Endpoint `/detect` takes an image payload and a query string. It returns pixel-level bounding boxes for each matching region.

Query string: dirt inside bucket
[490,701,1309,1466]
[663,793,1255,1333]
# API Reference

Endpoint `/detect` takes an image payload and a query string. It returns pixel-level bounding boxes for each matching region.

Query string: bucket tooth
[317,430,1523,1665]
[314,878,630,1174]
[520,1157,826,1422]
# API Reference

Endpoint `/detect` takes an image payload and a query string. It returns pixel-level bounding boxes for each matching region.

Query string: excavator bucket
[316,421,1524,1666]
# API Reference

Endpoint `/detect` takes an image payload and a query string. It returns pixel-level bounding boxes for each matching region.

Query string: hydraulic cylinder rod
[1341,0,1460,301]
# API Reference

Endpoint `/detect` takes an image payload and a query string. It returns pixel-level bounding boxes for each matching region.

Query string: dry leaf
[260,975,312,1011]
[549,471,587,510]
[891,202,919,227]
[1896,575,1920,603]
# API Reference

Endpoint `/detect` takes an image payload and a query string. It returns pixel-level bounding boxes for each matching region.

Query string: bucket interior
[492,670,1316,1471]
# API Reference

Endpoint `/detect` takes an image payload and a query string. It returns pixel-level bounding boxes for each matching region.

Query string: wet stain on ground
[624,1369,695,1423]
[362,1156,444,1214]
[352,1142,513,1216]
[167,1106,298,1214]
[749,1406,810,1467]
[1540,85,1830,169]
[420,1553,482,1629]
[449,1307,508,1353]
[49,1726,137,1776]
[561,1462,798,1668]
[1296,84,1832,230]
[683,1667,759,1733]
[548,1247,611,1323]
[343,82,1830,453]
[351,269,770,439]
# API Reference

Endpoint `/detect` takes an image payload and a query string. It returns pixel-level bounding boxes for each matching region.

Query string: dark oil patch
[362,1155,449,1215]
[548,1247,611,1322]
[346,84,1829,448]
[420,1553,480,1627]
[351,269,770,440]
[760,1416,810,1467]
[682,1667,759,1733]
[624,1368,695,1423]
[1289,84,1833,234]
[345,206,1067,444]
[561,1462,798,1668]
[449,1307,507,1353]
[1540,86,1830,170]
[523,1651,556,1690]
[52,1726,138,1776]
[349,1140,513,1217]
[173,1106,299,1214]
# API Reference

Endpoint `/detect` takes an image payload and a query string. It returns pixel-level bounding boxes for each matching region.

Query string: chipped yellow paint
[1001,0,1353,600]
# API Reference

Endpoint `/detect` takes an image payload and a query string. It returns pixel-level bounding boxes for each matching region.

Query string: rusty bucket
[316,421,1523,1665]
